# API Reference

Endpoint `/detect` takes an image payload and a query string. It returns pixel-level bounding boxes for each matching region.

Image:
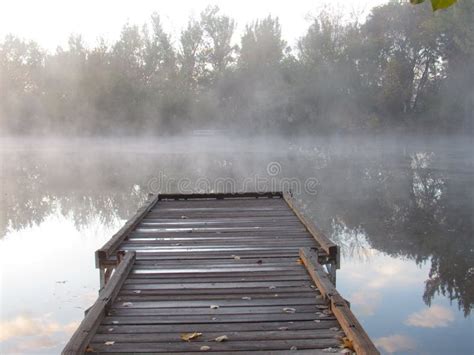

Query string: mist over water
[0,135,472,354]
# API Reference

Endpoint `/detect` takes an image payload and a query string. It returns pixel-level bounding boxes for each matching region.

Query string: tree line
[1,1,473,136]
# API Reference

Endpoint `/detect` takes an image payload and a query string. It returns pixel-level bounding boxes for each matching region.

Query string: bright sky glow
[0,0,388,51]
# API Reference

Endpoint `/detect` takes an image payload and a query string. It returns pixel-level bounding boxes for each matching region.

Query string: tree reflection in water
[1,137,472,316]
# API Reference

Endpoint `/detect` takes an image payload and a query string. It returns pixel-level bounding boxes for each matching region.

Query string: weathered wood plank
[102,312,336,325]
[92,329,343,343]
[96,319,340,334]
[300,247,379,355]
[111,297,321,308]
[283,192,339,261]
[62,252,136,355]
[95,195,159,266]
[157,192,283,200]
[88,338,341,353]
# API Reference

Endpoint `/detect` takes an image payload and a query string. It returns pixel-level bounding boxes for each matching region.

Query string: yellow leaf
[181,332,203,342]
[342,337,355,351]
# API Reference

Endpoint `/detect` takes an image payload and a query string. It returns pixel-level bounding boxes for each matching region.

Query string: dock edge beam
[300,247,380,355]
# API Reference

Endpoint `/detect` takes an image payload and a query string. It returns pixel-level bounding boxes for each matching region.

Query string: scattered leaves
[200,345,211,351]
[283,307,296,314]
[104,341,115,346]
[181,332,203,342]
[214,335,228,342]
[342,337,355,351]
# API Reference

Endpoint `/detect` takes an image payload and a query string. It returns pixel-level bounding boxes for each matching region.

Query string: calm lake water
[0,135,473,354]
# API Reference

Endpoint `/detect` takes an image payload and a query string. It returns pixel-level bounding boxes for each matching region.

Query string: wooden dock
[63,192,379,354]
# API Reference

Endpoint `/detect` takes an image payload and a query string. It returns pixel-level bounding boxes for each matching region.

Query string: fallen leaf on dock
[122,302,133,307]
[133,290,141,294]
[342,337,355,351]
[85,346,94,352]
[104,341,115,346]
[278,327,289,331]
[200,345,211,351]
[214,335,228,342]
[112,321,119,324]
[322,347,338,353]
[269,285,276,289]
[181,332,202,342]
[180,216,188,219]
[210,304,219,309]
[242,296,251,300]
[108,328,114,332]
[283,307,296,313]
[233,255,241,260]
[330,327,339,331]
[290,346,298,350]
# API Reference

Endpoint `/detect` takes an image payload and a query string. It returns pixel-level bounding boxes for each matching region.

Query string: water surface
[1,136,472,354]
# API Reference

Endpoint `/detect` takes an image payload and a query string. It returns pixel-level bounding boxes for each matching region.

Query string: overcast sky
[0,0,389,51]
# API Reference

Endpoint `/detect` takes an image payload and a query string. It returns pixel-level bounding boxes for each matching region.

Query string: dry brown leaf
[342,337,355,351]
[181,332,203,342]
[214,335,228,342]
[85,346,94,352]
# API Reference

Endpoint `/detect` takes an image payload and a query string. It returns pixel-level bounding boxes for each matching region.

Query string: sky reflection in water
[0,136,472,354]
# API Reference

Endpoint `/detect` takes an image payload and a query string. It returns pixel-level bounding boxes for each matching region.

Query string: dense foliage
[1,1,473,135]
